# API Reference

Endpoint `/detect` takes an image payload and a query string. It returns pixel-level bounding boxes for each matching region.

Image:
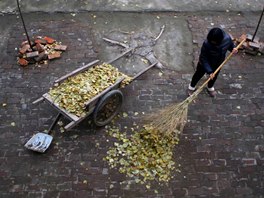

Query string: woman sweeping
[188,27,238,98]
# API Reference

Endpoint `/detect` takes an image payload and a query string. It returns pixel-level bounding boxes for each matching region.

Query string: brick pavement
[0,12,263,198]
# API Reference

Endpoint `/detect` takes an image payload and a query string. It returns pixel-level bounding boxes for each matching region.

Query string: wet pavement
[0,2,264,198]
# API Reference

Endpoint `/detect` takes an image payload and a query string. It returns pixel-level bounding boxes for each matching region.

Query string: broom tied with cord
[147,36,247,138]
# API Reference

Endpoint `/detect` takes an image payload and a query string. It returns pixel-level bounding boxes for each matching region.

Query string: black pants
[190,63,220,89]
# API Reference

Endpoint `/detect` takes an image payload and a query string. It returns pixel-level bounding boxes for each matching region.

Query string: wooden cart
[33,49,157,131]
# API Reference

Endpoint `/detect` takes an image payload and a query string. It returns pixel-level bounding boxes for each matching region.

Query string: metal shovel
[24,113,62,153]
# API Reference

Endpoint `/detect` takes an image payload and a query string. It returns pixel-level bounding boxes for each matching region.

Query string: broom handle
[199,38,246,90]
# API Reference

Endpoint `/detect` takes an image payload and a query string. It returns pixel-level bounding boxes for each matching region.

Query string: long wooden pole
[252,6,264,41]
[16,0,33,50]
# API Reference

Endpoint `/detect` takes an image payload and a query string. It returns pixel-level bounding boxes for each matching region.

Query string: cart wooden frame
[34,48,157,131]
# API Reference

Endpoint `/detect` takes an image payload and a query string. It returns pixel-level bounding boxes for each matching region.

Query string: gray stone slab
[87,12,193,73]
[0,0,263,13]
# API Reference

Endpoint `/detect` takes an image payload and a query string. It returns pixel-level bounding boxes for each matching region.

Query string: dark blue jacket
[199,30,235,74]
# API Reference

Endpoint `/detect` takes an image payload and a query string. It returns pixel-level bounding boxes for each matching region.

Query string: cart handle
[132,62,158,81]
[106,48,133,64]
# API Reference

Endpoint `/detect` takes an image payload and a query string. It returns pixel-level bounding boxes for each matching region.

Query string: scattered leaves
[57,121,63,126]
[141,58,148,64]
[123,112,128,118]
[104,125,180,188]
[60,127,65,133]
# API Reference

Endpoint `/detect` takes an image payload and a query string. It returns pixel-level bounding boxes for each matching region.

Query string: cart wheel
[93,89,123,127]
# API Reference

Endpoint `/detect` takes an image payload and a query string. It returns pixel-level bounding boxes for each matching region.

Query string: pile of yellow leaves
[105,125,180,187]
[49,63,132,117]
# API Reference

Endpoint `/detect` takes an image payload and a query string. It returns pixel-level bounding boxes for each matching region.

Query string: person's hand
[232,48,238,54]
[209,73,215,80]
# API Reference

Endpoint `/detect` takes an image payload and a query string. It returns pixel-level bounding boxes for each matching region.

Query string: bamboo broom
[147,38,246,138]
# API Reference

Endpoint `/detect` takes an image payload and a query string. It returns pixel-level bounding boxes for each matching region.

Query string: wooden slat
[132,62,157,81]
[64,121,78,131]
[32,97,44,104]
[54,59,100,84]
[42,93,80,122]
[106,48,133,64]
[64,104,96,130]
[84,77,125,107]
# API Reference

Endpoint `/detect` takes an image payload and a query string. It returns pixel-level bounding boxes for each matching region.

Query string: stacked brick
[17,36,67,66]
[234,34,264,56]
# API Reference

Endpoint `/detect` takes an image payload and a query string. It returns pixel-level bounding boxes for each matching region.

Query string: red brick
[54,44,67,51]
[34,38,47,45]
[19,44,31,54]
[35,43,45,52]
[26,51,39,58]
[48,51,61,60]
[44,36,56,44]
[18,58,28,66]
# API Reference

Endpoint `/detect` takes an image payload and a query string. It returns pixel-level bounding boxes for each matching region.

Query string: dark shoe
[207,89,217,98]
[187,88,196,96]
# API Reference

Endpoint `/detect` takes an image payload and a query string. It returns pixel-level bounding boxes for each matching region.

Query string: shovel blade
[24,132,53,153]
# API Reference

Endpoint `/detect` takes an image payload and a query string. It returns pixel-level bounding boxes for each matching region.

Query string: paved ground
[0,0,263,13]
[0,2,264,198]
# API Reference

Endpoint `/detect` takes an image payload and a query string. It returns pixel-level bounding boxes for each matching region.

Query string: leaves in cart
[49,63,132,117]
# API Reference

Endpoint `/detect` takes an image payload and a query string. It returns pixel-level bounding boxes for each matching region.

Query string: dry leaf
[141,58,148,64]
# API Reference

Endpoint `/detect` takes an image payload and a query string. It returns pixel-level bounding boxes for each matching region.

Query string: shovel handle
[47,113,62,134]
[200,38,246,89]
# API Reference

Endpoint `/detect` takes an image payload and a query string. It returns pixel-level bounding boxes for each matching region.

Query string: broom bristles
[146,87,203,137]
[147,101,188,137]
